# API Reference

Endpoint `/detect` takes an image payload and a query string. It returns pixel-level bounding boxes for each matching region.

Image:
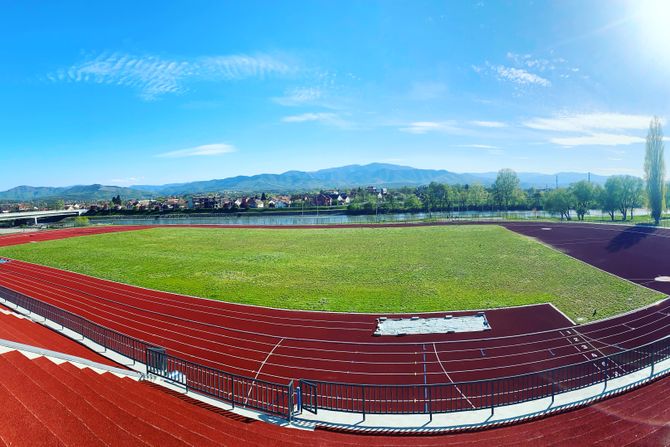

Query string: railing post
[287,381,294,423]
[650,343,655,378]
[313,382,317,415]
[296,384,302,415]
[551,368,556,405]
[361,385,366,421]
[146,346,167,376]
[231,376,235,409]
[427,385,433,422]
[603,356,609,392]
[490,380,495,416]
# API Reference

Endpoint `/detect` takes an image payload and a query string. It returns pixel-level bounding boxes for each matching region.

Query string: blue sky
[1,0,669,189]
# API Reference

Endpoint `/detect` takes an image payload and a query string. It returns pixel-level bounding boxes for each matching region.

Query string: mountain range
[0,163,611,201]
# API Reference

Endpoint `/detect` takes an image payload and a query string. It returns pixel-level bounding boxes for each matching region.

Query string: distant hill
[0,184,154,201]
[0,164,616,201]
[132,163,487,195]
[133,163,611,195]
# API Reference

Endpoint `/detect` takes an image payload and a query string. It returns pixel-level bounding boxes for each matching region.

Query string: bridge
[0,210,87,225]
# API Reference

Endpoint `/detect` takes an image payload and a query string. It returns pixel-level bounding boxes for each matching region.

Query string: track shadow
[606,225,657,253]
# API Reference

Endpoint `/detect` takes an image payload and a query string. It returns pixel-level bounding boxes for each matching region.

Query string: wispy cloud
[493,65,551,87]
[49,52,293,100]
[523,113,656,133]
[459,144,499,149]
[273,87,322,106]
[549,133,644,146]
[398,119,506,135]
[474,52,580,88]
[281,112,349,127]
[399,121,462,134]
[157,143,236,158]
[524,112,658,147]
[470,120,507,128]
[505,52,568,72]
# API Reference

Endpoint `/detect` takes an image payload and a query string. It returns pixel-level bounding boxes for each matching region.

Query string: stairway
[0,349,667,446]
[0,308,119,367]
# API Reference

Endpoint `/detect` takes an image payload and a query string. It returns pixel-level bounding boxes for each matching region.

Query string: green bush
[73,216,90,227]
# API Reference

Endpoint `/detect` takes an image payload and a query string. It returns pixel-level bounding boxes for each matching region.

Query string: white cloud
[399,121,461,134]
[524,112,660,147]
[523,113,657,133]
[494,65,551,87]
[281,112,349,127]
[459,144,499,149]
[470,120,507,128]
[550,133,645,147]
[273,87,322,106]
[474,52,580,87]
[157,143,236,158]
[198,54,291,79]
[398,119,506,134]
[505,52,560,72]
[50,52,292,100]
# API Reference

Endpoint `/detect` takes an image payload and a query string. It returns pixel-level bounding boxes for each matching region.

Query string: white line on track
[2,269,669,378]
[6,258,669,350]
[433,343,475,409]
[254,338,283,381]
[245,338,284,404]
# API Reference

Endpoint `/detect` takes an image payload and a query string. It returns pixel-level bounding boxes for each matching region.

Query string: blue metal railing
[299,335,670,417]
[0,285,293,419]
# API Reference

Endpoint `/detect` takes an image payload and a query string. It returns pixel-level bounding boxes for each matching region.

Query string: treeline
[348,170,670,222]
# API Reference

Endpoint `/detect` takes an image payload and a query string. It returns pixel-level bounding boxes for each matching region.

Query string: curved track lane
[0,222,667,390]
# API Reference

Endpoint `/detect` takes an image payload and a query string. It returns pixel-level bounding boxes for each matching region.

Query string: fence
[299,335,670,418]
[0,284,294,419]
[0,283,668,424]
[0,284,151,363]
[146,347,294,418]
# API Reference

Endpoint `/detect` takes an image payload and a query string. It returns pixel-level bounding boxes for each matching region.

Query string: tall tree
[543,188,575,220]
[619,175,644,220]
[467,183,489,211]
[570,180,598,221]
[492,168,521,211]
[644,117,666,225]
[601,177,623,221]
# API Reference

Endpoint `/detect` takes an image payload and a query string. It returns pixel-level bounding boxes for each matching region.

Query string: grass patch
[0,225,661,322]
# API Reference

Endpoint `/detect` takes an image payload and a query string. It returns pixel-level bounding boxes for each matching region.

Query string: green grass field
[0,225,661,322]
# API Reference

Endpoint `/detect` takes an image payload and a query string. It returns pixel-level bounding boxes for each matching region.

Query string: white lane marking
[433,343,475,409]
[245,338,284,403]
[254,338,283,381]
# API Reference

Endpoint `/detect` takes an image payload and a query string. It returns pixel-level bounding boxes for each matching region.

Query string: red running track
[502,222,670,296]
[1,348,668,446]
[0,226,154,247]
[0,223,667,393]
